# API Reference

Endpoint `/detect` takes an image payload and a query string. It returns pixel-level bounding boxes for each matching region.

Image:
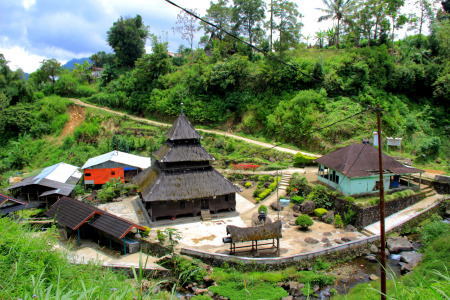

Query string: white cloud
[22,0,36,10]
[0,46,46,73]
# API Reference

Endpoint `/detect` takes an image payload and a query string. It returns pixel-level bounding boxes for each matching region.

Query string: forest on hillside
[0,0,449,179]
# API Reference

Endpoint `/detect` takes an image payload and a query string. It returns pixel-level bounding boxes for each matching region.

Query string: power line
[164,0,322,84]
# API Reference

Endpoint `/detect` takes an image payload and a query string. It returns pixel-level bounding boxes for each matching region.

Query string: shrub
[295,215,314,229]
[307,185,332,209]
[291,195,305,205]
[293,153,317,167]
[141,226,151,237]
[421,221,449,245]
[334,214,344,228]
[255,197,261,203]
[209,281,288,300]
[258,188,273,200]
[288,172,311,195]
[258,205,268,213]
[314,208,328,218]
[244,182,252,188]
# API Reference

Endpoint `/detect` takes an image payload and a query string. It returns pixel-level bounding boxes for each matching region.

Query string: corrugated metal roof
[81,151,151,170]
[315,144,423,178]
[5,163,82,196]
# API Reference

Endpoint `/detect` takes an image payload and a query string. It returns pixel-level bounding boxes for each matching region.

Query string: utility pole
[376,105,387,300]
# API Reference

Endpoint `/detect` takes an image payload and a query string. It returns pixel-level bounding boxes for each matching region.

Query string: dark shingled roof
[315,144,423,178]
[136,166,241,202]
[165,113,203,141]
[46,197,145,238]
[0,193,35,214]
[153,140,214,162]
[89,214,135,239]
[226,220,282,243]
[46,197,98,230]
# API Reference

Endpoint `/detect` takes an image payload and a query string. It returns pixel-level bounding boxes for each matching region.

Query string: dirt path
[61,105,85,138]
[69,98,320,157]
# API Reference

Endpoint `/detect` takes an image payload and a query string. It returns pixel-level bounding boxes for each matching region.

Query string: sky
[0,0,437,74]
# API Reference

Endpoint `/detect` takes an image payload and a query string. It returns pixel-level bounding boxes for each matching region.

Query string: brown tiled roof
[165,113,203,140]
[135,166,241,202]
[226,220,282,243]
[315,144,423,178]
[0,193,35,214]
[153,140,214,162]
[45,197,145,238]
[46,197,99,230]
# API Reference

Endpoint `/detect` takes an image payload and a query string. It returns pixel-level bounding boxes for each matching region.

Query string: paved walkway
[69,98,320,157]
[363,194,444,235]
[53,240,167,271]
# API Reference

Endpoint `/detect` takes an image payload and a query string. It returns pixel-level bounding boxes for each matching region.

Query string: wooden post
[419,173,422,190]
[77,228,81,247]
[123,237,127,255]
[376,106,387,300]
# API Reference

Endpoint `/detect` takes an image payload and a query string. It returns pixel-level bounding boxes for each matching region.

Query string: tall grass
[0,218,170,299]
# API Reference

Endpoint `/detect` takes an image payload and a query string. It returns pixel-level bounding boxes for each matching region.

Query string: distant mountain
[63,57,92,70]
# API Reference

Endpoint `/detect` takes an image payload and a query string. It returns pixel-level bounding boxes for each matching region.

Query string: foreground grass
[0,218,171,299]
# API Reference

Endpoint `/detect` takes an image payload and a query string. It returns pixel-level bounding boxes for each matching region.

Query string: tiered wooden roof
[0,193,35,214]
[135,112,240,202]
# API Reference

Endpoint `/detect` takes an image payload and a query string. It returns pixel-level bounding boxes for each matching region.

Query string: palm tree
[316,0,357,49]
[315,30,326,48]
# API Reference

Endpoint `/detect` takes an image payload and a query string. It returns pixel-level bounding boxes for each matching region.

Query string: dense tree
[173,9,199,61]
[270,0,303,57]
[385,0,407,56]
[90,51,115,68]
[107,15,149,68]
[232,0,266,50]
[443,0,450,12]
[40,58,61,84]
[317,0,357,48]
[201,0,232,41]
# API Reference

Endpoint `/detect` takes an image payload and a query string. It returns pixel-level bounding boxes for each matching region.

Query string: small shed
[4,162,82,205]
[81,151,151,185]
[315,143,424,196]
[46,196,145,254]
[0,193,35,215]
[225,220,282,255]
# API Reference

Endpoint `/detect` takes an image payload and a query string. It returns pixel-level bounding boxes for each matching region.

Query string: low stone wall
[433,181,450,194]
[180,198,447,271]
[332,193,426,229]
[181,236,380,271]
[138,237,169,257]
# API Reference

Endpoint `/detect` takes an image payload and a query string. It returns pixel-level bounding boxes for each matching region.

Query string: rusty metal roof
[315,144,423,178]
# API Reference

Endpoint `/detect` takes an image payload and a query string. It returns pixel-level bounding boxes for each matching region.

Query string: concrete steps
[201,209,212,221]
[361,229,376,237]
[422,187,436,197]
[278,173,292,191]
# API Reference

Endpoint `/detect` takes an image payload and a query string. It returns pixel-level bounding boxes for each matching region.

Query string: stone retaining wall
[332,193,426,229]
[180,199,446,271]
[433,181,450,194]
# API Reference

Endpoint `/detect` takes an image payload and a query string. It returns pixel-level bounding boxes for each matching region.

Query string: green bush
[141,226,151,237]
[295,215,314,229]
[209,281,288,300]
[334,214,344,228]
[258,205,268,213]
[255,197,261,203]
[244,182,252,188]
[291,195,305,205]
[293,152,317,167]
[258,188,273,200]
[307,185,332,209]
[421,221,449,245]
[314,208,328,218]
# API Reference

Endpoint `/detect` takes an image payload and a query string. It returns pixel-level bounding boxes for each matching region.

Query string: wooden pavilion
[225,220,282,255]
[134,109,241,222]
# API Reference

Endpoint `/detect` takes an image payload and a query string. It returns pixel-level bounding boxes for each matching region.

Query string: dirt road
[69,98,320,157]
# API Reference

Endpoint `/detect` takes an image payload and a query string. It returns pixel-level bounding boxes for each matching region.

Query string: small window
[335,175,339,184]
[225,195,229,203]
[111,171,115,175]
[180,201,186,209]
[85,173,91,177]
[373,181,380,191]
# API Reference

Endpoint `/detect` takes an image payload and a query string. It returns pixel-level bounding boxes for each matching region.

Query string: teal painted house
[315,144,423,196]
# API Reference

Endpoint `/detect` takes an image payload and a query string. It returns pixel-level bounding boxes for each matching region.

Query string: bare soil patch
[61,105,85,138]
